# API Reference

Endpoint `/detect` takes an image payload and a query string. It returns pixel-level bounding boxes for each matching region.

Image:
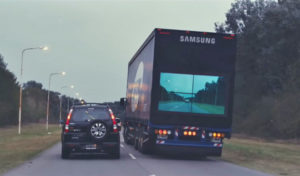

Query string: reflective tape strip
[214,143,223,147]
[182,126,200,130]
[156,140,165,144]
[202,130,206,139]
[175,130,179,137]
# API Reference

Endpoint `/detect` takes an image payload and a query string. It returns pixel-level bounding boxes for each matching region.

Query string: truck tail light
[183,131,197,136]
[64,109,73,133]
[155,129,171,136]
[210,132,225,139]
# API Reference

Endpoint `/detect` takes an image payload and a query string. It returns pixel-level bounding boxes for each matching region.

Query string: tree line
[0,54,79,127]
[216,0,300,139]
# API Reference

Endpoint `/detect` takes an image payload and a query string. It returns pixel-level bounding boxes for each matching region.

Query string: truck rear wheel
[124,126,133,145]
[138,128,153,154]
[134,130,139,150]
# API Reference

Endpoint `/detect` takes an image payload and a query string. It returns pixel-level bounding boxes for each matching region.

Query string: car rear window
[71,107,110,122]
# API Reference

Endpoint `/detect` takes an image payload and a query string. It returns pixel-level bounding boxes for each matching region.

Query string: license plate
[85,144,97,150]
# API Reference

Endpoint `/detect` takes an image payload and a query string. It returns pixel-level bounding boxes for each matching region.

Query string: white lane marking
[120,133,125,142]
[129,153,136,160]
[149,175,156,176]
[120,144,124,148]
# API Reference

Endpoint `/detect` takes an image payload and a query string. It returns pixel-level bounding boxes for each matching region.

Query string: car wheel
[90,121,107,141]
[61,145,70,159]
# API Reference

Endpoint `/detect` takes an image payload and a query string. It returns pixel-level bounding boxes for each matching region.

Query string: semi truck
[121,28,236,156]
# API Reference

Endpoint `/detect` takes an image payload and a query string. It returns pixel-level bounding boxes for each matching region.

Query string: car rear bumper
[63,141,119,154]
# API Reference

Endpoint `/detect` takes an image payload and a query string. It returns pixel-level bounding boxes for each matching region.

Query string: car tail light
[109,109,118,133]
[64,109,73,133]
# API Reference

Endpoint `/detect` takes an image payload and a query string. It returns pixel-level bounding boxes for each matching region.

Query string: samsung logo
[180,35,216,44]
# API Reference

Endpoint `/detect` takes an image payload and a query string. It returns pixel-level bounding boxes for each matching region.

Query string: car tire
[89,121,108,141]
[61,145,70,159]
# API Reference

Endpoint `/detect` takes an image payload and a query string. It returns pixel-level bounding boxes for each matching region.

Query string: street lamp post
[59,95,62,127]
[46,71,66,131]
[18,46,48,135]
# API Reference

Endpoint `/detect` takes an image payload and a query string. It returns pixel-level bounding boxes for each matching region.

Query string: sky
[0,0,235,102]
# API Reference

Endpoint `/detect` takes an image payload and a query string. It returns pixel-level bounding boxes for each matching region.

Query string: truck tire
[134,130,139,150]
[138,128,152,154]
[123,126,133,145]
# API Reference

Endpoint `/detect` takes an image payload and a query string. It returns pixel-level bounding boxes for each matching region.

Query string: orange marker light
[184,131,188,136]
[155,129,158,134]
[163,130,167,135]
[192,131,196,136]
[213,132,217,138]
[159,129,163,135]
[217,133,221,138]
[188,131,192,136]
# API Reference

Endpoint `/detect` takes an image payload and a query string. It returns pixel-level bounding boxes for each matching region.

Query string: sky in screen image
[160,73,219,94]
[0,0,235,102]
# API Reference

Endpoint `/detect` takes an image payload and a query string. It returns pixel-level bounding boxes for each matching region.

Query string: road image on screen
[158,72,226,115]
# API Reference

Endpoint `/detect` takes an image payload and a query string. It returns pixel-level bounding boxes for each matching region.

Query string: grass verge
[222,136,300,176]
[0,123,61,175]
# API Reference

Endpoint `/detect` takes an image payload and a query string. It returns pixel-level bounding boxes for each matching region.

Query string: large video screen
[158,72,226,115]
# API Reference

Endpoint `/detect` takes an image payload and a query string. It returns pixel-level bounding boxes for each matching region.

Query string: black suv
[60,103,121,159]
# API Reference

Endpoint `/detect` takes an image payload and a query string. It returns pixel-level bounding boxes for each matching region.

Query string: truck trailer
[122,28,236,156]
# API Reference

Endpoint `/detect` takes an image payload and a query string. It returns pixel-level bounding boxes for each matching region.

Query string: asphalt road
[3,135,273,176]
[159,101,209,113]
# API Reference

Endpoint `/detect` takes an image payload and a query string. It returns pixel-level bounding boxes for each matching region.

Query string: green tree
[0,54,19,126]
[215,0,300,138]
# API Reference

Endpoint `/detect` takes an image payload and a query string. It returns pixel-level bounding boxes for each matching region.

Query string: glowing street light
[42,46,49,51]
[18,46,48,135]
[46,71,66,131]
